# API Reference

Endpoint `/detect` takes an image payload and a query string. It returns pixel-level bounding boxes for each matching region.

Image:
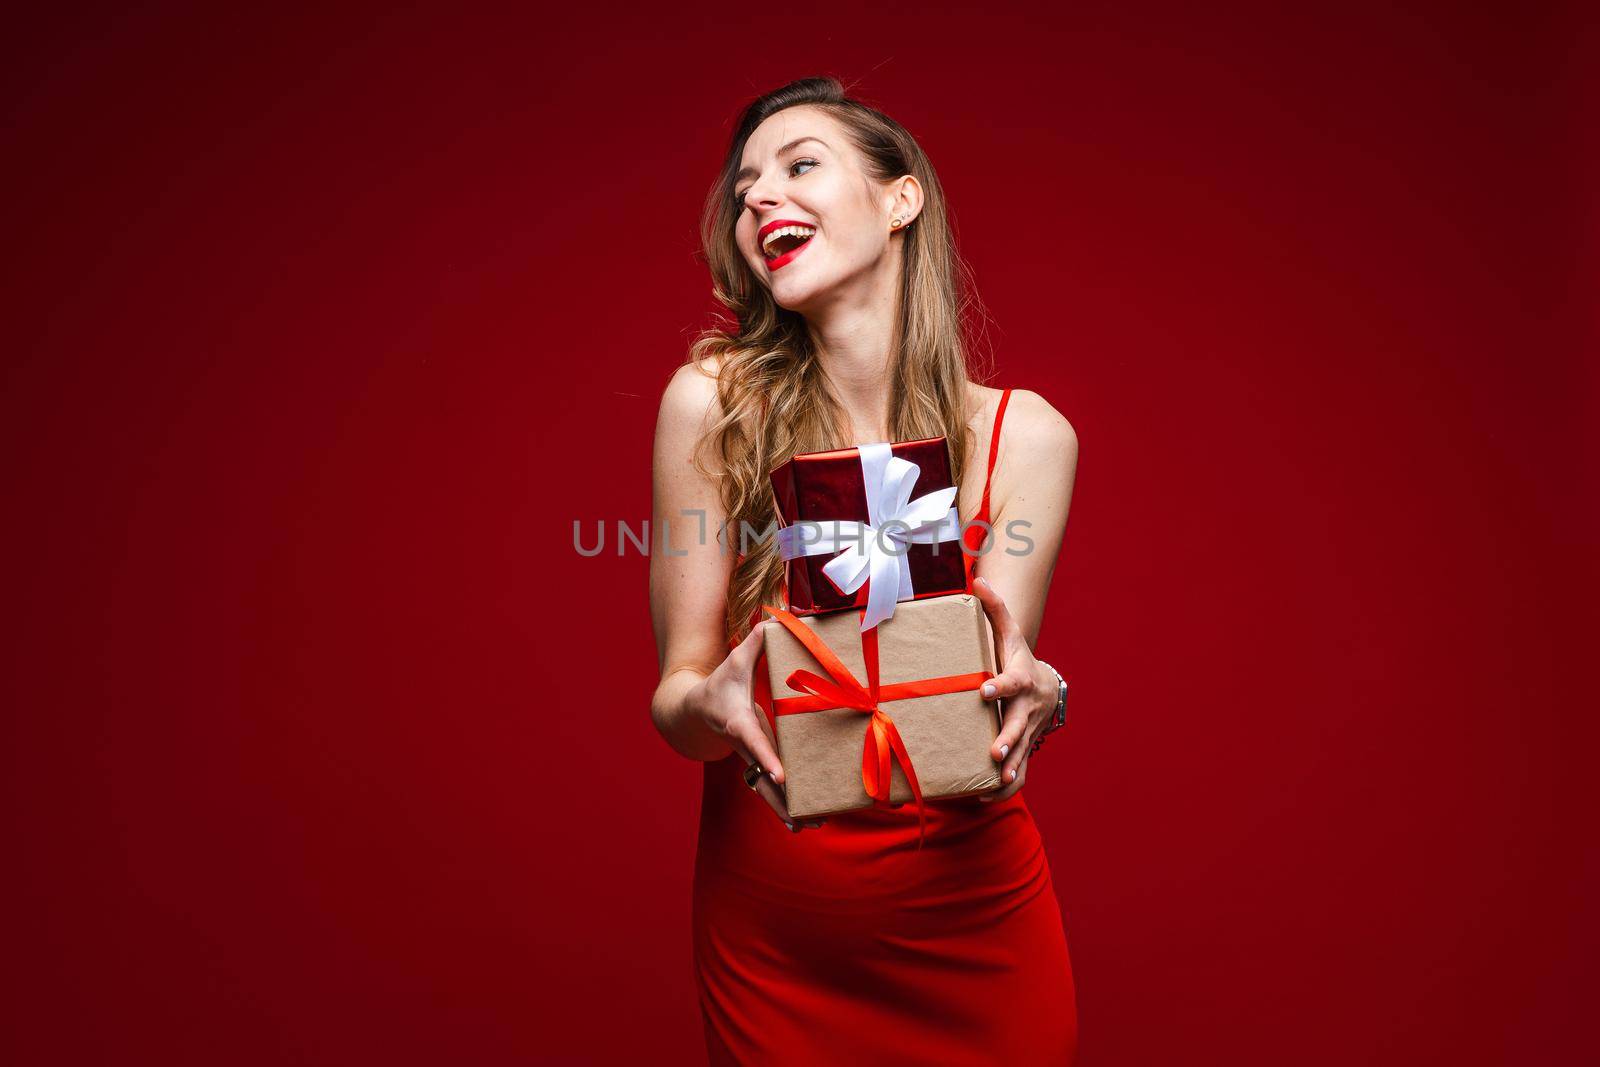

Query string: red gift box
[769,436,969,623]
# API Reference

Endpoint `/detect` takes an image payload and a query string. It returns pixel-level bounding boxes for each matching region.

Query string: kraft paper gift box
[759,592,1005,824]
[769,436,969,622]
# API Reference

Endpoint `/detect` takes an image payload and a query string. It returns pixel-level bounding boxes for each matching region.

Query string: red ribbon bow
[762,605,995,849]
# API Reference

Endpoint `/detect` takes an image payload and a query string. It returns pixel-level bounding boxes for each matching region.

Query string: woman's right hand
[688,624,825,833]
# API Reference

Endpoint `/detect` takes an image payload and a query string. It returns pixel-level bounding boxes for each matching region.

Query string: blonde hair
[687,76,994,641]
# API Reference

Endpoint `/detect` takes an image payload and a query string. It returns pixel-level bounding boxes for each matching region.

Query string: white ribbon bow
[776,442,962,632]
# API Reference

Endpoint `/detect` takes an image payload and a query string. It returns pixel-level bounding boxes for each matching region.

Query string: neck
[803,276,901,443]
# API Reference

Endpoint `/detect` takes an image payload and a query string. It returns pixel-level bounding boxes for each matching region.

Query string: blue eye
[733,159,819,211]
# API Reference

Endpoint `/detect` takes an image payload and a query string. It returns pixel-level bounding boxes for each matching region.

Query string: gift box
[759,592,1005,833]
[770,437,969,629]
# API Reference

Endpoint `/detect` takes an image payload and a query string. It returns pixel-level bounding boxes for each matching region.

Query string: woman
[649,77,1081,1064]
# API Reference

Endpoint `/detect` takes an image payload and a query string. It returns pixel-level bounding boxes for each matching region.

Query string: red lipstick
[757,217,817,272]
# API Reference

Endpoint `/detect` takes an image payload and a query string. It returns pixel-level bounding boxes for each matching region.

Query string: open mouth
[761,224,816,262]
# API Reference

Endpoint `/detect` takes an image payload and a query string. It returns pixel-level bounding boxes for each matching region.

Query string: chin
[771,285,826,316]
[769,267,834,308]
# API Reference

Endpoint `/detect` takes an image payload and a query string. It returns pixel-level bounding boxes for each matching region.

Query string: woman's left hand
[971,576,1054,803]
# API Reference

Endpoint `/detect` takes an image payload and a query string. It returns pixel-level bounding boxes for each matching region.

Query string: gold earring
[891,217,903,229]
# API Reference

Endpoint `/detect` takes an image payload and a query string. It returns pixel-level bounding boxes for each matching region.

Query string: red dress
[692,389,1079,1064]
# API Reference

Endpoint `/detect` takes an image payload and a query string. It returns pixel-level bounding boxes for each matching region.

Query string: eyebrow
[734,137,830,185]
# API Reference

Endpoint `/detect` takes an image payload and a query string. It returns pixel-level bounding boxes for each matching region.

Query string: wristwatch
[1029,661,1069,756]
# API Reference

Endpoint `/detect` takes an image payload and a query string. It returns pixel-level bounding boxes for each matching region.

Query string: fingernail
[981,683,996,698]
[786,821,796,832]
[768,771,780,784]
[999,744,1009,758]
[1008,768,1017,781]
[977,577,990,589]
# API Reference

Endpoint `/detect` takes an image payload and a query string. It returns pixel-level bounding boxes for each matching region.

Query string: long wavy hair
[687,76,994,642]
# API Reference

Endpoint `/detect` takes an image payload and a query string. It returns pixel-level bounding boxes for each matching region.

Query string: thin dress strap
[964,388,1013,585]
[977,388,1012,528]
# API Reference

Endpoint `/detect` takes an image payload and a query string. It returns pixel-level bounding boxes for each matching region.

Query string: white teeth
[762,224,816,257]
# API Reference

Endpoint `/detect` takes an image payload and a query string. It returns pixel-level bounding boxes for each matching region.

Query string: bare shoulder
[657,355,725,435]
[990,388,1079,520]
[1004,388,1079,464]
[962,383,1078,463]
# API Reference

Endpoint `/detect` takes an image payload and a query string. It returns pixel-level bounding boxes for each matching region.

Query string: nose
[742,168,783,210]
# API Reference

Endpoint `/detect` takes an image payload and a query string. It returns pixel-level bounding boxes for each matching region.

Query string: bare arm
[647,362,817,827]
[974,389,1080,650]
[970,389,1080,802]
[648,362,742,760]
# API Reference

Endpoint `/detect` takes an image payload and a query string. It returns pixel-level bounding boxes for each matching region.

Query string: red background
[4,4,1593,1064]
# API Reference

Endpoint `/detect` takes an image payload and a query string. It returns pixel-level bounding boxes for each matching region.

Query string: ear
[887,174,924,226]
